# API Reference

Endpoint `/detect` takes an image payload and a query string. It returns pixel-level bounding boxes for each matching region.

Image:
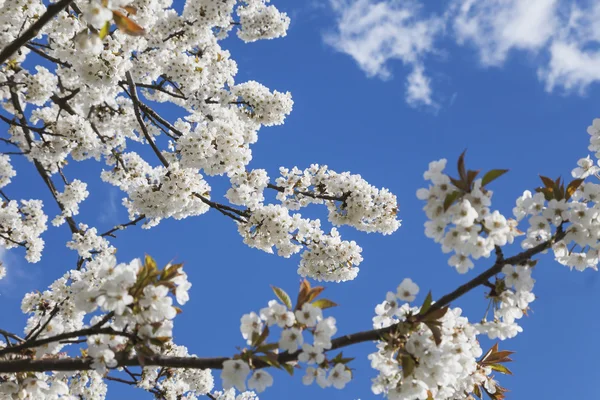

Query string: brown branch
[0,0,74,65]
[118,81,188,100]
[100,215,146,237]
[125,72,170,168]
[191,193,249,223]
[0,324,130,358]
[0,229,563,373]
[24,43,71,67]
[0,329,24,344]
[267,183,349,203]
[8,84,79,234]
[138,103,184,137]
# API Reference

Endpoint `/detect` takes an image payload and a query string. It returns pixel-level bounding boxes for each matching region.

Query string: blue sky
[3,0,600,398]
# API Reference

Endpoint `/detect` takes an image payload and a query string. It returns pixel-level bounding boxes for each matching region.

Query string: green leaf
[443,191,461,212]
[419,291,433,315]
[252,325,269,347]
[539,175,555,188]
[566,178,584,200]
[271,285,292,310]
[457,150,467,181]
[481,169,509,187]
[489,363,513,375]
[99,21,111,39]
[145,254,157,270]
[295,279,311,311]
[305,286,325,303]
[424,321,443,345]
[401,354,416,378]
[255,354,280,369]
[467,169,480,186]
[257,342,279,352]
[422,306,448,322]
[281,363,295,376]
[483,350,515,364]
[473,385,482,399]
[480,343,498,364]
[312,298,338,310]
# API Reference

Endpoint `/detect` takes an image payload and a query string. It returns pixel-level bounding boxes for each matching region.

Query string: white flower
[452,199,478,227]
[313,317,337,349]
[298,343,325,365]
[572,156,599,179]
[260,300,295,327]
[240,312,263,345]
[279,328,303,353]
[483,211,509,246]
[295,303,322,327]
[301,366,330,388]
[396,278,419,302]
[89,347,118,373]
[96,290,133,315]
[247,370,273,393]
[82,1,114,29]
[448,253,474,274]
[221,360,250,391]
[328,363,351,389]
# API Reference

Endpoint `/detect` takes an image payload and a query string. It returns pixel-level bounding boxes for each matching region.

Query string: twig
[100,215,146,237]
[0,228,565,373]
[125,72,170,167]
[0,0,74,65]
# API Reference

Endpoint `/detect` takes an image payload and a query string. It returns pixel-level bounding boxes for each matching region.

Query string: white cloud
[325,0,600,107]
[406,65,434,107]
[98,188,119,224]
[324,0,443,107]
[541,41,600,92]
[452,0,558,65]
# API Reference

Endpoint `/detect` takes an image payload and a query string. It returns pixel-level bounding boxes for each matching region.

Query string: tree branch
[100,215,146,237]
[0,229,564,373]
[125,72,170,168]
[0,0,74,65]
[267,183,349,203]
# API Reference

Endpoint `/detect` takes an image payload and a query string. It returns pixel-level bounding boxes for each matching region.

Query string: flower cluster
[0,199,47,262]
[70,256,191,372]
[475,264,535,340]
[226,169,269,209]
[53,179,89,227]
[236,0,291,42]
[0,0,400,287]
[239,205,363,281]
[275,165,400,235]
[513,182,600,272]
[138,343,214,398]
[222,281,351,393]
[418,159,521,273]
[369,279,502,400]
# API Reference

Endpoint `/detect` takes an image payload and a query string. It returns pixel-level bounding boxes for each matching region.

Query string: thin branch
[125,72,170,167]
[118,81,188,100]
[0,229,564,373]
[24,43,71,67]
[0,329,24,344]
[191,193,248,223]
[106,376,138,385]
[27,303,62,342]
[0,0,74,65]
[267,183,349,203]
[100,215,146,237]
[0,326,132,358]
[8,84,79,234]
[139,103,184,137]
